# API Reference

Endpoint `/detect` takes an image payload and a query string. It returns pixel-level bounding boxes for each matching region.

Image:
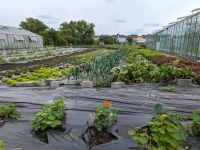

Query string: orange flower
[103,100,110,107]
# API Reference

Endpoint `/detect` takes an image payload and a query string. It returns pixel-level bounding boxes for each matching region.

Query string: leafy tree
[59,20,95,45]
[127,36,133,44]
[20,17,49,34]
[40,28,60,46]
[99,35,117,45]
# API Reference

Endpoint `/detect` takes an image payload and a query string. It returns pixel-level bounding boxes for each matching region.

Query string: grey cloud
[144,23,162,27]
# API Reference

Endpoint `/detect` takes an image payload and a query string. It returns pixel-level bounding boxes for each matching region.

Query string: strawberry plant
[92,100,118,131]
[0,103,20,120]
[32,97,65,132]
[128,104,187,150]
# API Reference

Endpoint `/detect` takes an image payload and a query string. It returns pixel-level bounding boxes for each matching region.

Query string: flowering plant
[93,100,118,131]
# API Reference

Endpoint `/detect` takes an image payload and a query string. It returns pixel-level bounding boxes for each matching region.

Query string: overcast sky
[1,0,200,35]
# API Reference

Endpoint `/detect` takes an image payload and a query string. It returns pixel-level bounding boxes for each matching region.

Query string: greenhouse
[0,25,43,50]
[146,9,200,59]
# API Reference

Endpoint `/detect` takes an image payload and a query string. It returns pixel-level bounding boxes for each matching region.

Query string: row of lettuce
[1,45,193,87]
[0,98,199,150]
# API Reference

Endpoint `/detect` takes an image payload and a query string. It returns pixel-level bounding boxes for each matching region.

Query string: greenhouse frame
[146,10,200,59]
[0,25,43,50]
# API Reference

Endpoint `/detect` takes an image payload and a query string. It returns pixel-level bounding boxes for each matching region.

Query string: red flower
[103,100,110,107]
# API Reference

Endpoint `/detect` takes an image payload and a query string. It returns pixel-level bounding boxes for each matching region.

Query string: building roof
[0,25,39,37]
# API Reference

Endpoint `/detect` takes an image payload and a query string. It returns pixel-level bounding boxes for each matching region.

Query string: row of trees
[20,18,95,46]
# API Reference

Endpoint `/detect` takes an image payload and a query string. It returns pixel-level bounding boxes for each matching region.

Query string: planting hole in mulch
[0,115,7,125]
[34,127,66,144]
[35,130,48,143]
[88,126,117,149]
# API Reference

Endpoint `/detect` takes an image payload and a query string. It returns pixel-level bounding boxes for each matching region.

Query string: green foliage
[70,50,112,65]
[60,20,95,45]
[63,65,75,78]
[139,49,164,59]
[2,67,62,86]
[74,48,126,87]
[112,48,189,84]
[126,36,133,44]
[32,97,65,132]
[160,85,176,91]
[0,141,3,150]
[0,57,4,64]
[128,104,187,150]
[2,78,17,86]
[99,35,117,45]
[190,108,200,135]
[20,17,49,34]
[93,101,118,131]
[0,103,20,119]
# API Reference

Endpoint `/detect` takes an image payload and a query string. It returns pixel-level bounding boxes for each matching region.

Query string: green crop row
[73,48,126,87]
[112,48,190,84]
[2,67,62,86]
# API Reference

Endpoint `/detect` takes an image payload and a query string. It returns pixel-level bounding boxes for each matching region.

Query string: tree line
[20,17,96,46]
[20,17,133,46]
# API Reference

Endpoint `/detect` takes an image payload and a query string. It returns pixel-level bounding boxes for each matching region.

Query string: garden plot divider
[72,48,126,86]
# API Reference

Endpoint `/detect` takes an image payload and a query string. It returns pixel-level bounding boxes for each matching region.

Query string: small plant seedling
[160,85,176,91]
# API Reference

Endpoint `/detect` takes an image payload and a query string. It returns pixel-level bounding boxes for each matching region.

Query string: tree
[127,36,133,44]
[99,35,117,45]
[59,20,95,45]
[20,17,49,34]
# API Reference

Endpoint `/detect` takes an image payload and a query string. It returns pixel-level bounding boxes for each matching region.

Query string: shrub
[0,103,20,119]
[128,104,187,150]
[93,100,118,131]
[32,97,65,132]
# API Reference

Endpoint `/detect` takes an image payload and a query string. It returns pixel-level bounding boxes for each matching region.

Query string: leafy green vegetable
[128,104,187,150]
[32,97,65,132]
[0,103,20,119]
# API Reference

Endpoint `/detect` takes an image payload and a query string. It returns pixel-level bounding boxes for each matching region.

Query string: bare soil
[89,127,117,149]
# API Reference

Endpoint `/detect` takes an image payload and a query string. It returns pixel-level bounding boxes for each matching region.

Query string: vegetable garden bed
[0,84,199,150]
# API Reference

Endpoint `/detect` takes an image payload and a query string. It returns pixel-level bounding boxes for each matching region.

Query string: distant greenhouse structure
[146,8,200,59]
[0,25,43,50]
